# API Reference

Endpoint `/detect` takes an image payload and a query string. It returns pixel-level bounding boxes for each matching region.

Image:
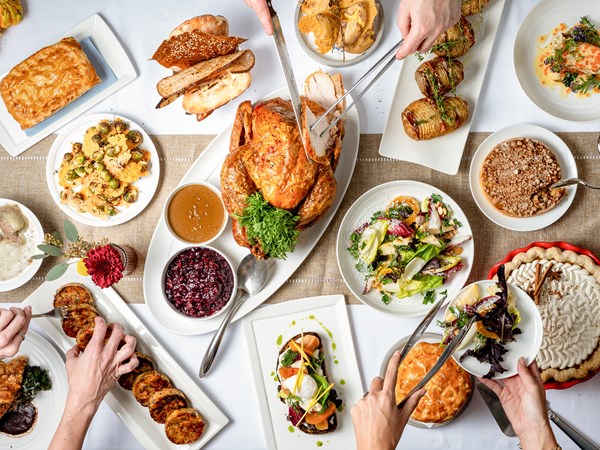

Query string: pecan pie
[503,246,600,382]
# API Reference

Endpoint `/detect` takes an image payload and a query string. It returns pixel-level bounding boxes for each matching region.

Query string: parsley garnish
[382,293,391,305]
[280,349,298,367]
[422,290,436,304]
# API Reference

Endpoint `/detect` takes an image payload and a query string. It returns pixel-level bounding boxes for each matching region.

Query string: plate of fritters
[379,333,474,428]
[46,114,160,227]
[469,124,577,231]
[21,265,229,450]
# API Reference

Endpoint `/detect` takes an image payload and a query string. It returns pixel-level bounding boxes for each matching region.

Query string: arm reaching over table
[0,306,31,359]
[351,350,426,450]
[395,0,461,60]
[49,317,139,450]
[244,0,273,35]
[479,358,559,450]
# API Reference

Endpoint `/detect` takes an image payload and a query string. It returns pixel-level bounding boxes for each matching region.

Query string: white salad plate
[242,294,363,450]
[469,124,577,232]
[444,280,544,380]
[0,199,44,292]
[0,331,68,450]
[0,14,136,156]
[336,180,474,318]
[378,0,506,175]
[46,113,160,227]
[294,1,384,67]
[514,0,600,122]
[143,87,360,335]
[21,265,229,450]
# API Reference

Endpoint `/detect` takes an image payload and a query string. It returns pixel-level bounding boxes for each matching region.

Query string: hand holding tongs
[309,39,404,138]
[393,293,476,410]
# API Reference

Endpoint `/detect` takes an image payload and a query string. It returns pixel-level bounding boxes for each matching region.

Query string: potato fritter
[74,322,121,351]
[164,408,205,445]
[132,371,171,407]
[118,352,154,391]
[53,283,93,307]
[148,388,187,424]
[61,303,98,338]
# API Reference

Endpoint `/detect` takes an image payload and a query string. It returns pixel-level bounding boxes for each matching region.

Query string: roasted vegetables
[415,57,464,98]
[461,0,489,17]
[432,16,476,59]
[0,0,22,29]
[402,97,469,141]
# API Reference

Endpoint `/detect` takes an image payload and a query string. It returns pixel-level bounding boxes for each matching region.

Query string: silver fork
[31,306,69,319]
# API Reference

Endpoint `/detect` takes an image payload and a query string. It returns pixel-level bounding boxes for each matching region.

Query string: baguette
[168,15,229,38]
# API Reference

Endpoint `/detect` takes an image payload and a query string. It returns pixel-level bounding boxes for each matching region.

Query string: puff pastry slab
[395,342,472,423]
[0,37,101,130]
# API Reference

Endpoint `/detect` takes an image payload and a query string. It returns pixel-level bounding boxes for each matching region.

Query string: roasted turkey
[220,73,345,259]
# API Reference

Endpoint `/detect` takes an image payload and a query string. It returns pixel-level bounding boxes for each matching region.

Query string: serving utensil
[476,382,516,437]
[31,306,69,319]
[547,403,600,450]
[550,178,600,190]
[199,254,268,378]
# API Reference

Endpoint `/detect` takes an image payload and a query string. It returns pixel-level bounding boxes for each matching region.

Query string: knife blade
[547,403,600,450]
[476,382,516,437]
[266,0,310,159]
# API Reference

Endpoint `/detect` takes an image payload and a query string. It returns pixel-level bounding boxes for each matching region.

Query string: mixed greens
[20,365,52,402]
[544,17,600,94]
[348,194,470,305]
[439,265,521,379]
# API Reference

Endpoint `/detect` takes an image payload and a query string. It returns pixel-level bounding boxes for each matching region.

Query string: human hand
[244,0,273,36]
[479,357,558,450]
[64,317,138,415]
[0,306,32,359]
[395,0,461,60]
[351,351,426,450]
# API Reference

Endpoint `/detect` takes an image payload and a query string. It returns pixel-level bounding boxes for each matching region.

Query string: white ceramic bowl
[163,181,228,246]
[161,246,238,321]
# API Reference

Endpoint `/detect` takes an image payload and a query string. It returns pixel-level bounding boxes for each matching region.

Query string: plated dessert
[500,245,600,384]
[153,14,254,121]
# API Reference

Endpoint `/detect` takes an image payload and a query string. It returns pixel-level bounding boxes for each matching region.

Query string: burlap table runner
[1,132,599,304]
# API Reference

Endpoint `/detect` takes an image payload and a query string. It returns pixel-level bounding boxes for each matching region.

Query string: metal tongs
[309,39,404,138]
[394,293,476,410]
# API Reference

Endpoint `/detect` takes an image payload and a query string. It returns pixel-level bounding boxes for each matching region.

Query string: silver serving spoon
[199,254,269,378]
[550,178,600,190]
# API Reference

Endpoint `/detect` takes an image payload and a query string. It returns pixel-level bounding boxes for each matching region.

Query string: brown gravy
[167,184,225,243]
[0,400,37,437]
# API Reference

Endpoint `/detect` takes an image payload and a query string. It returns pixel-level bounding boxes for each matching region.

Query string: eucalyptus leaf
[31,254,49,260]
[37,244,63,257]
[64,220,79,243]
[46,263,69,281]
[51,231,63,245]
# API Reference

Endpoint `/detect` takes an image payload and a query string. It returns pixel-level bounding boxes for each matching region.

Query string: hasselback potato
[415,57,464,98]
[432,16,475,59]
[461,0,489,16]
[401,97,469,140]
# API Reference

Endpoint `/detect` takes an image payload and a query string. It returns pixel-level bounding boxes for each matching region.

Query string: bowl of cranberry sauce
[162,246,237,319]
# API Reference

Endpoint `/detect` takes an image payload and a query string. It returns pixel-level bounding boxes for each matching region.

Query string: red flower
[84,244,124,288]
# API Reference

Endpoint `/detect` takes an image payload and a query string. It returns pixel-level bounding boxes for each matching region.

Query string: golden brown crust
[61,303,98,338]
[53,283,93,308]
[432,16,476,58]
[0,37,101,130]
[118,352,154,391]
[0,356,28,420]
[164,407,205,445]
[395,342,472,423]
[402,97,469,140]
[148,388,187,424]
[461,0,489,16]
[132,371,171,407]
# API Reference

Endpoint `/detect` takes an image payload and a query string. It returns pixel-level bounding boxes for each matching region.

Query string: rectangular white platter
[242,294,364,450]
[0,14,136,156]
[142,87,360,335]
[21,265,229,450]
[379,0,507,175]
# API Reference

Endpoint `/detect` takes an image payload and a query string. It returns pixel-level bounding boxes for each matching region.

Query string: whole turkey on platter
[220,72,345,260]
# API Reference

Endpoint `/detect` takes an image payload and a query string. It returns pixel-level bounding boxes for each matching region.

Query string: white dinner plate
[143,87,360,335]
[469,124,577,232]
[378,0,507,175]
[336,180,474,317]
[46,113,160,227]
[0,199,44,292]
[0,14,136,156]
[294,1,385,67]
[0,331,68,449]
[242,294,363,450]
[378,332,474,429]
[444,280,544,379]
[21,265,229,450]
[514,0,600,122]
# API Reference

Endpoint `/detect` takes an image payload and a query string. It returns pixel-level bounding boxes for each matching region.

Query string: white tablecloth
[3,0,600,448]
